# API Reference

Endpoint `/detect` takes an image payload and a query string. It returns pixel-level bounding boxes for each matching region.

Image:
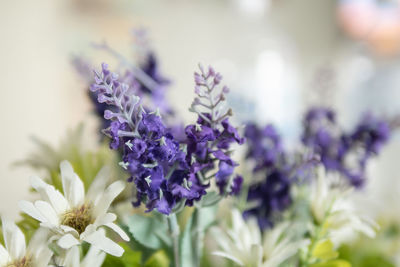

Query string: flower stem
[193,207,204,267]
[167,213,181,267]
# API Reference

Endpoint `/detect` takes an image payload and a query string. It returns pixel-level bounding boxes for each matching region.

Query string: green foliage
[301,238,351,267]
[179,214,193,267]
[309,259,351,267]
[312,240,338,261]
[144,250,170,267]
[339,244,395,267]
[180,205,217,266]
[108,216,173,267]
[335,222,398,267]
[103,242,169,267]
[103,243,169,267]
[15,125,125,192]
[199,191,221,207]
[125,214,170,250]
[192,205,217,232]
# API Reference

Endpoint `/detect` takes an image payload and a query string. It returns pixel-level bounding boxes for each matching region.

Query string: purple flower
[140,52,171,94]
[301,107,393,187]
[244,123,283,171]
[185,124,216,143]
[351,113,390,155]
[215,161,235,193]
[185,65,245,197]
[92,63,243,214]
[152,134,181,163]
[243,122,319,228]
[245,170,292,229]
[107,121,129,150]
[230,175,243,196]
[139,113,166,139]
[220,119,245,146]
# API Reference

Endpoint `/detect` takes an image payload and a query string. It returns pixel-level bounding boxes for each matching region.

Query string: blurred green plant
[15,124,126,192]
[338,222,398,267]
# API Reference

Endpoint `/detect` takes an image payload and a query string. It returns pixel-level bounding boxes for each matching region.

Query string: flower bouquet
[1,33,399,267]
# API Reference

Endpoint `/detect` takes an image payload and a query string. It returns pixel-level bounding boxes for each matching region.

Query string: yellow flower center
[7,256,33,267]
[61,204,93,234]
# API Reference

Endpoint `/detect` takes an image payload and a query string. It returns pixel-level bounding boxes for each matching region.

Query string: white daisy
[19,160,130,257]
[212,209,308,267]
[309,166,378,245]
[0,218,52,267]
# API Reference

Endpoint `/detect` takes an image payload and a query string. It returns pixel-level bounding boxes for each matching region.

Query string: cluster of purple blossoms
[187,65,245,196]
[302,107,391,187]
[243,107,392,229]
[90,63,244,214]
[72,51,172,133]
[243,123,294,229]
[138,52,172,114]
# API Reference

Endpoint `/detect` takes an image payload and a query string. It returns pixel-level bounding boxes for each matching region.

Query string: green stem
[301,224,323,267]
[167,214,181,267]
[193,207,204,267]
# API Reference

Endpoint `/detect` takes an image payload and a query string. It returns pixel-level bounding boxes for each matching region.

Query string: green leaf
[120,244,142,266]
[192,205,217,233]
[144,250,170,267]
[180,215,194,267]
[102,255,125,267]
[338,244,395,267]
[312,239,339,261]
[310,259,351,267]
[200,191,221,207]
[103,243,142,267]
[125,214,169,250]
[182,206,217,266]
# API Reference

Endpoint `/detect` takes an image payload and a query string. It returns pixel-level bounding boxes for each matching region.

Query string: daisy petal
[212,251,244,266]
[35,247,53,267]
[60,160,74,202]
[60,225,79,235]
[83,230,124,257]
[81,245,106,267]
[93,181,125,218]
[86,166,110,203]
[35,200,59,225]
[104,223,130,241]
[30,175,50,200]
[2,219,26,259]
[44,185,69,215]
[94,213,117,226]
[62,246,80,267]
[19,200,46,222]
[68,173,85,207]
[0,244,10,265]
[57,234,80,249]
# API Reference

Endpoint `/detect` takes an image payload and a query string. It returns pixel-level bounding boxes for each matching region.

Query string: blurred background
[1,0,400,219]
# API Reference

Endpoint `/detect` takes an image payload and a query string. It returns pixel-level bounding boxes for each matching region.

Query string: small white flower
[54,239,106,267]
[310,166,378,245]
[19,160,130,257]
[212,209,308,267]
[0,218,52,267]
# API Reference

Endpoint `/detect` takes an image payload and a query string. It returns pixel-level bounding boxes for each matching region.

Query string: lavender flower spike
[190,64,232,130]
[186,64,244,196]
[91,63,143,138]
